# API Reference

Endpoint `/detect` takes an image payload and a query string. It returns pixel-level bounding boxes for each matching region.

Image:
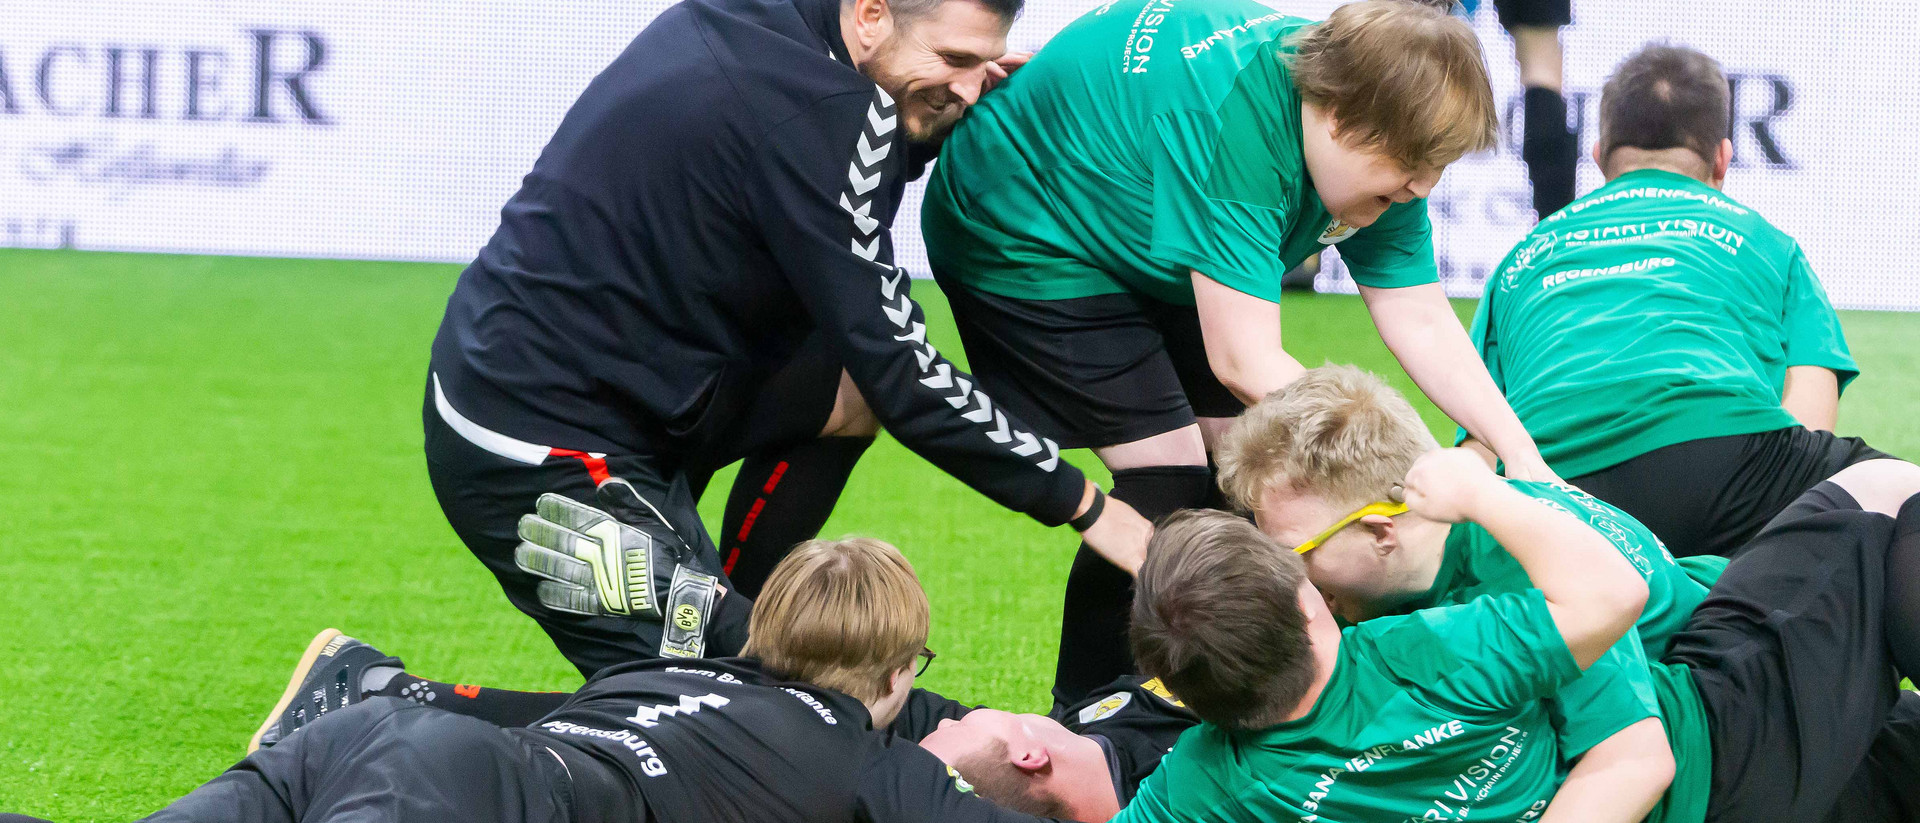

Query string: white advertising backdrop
[2,0,1915,309]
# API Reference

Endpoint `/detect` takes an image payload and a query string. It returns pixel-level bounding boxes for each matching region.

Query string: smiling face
[859,0,1012,143]
[1301,103,1445,229]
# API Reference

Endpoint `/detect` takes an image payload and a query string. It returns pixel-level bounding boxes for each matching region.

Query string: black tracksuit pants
[137,699,572,823]
[424,389,755,679]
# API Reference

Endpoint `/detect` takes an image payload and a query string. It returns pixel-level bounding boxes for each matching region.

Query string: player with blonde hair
[1212,365,1920,821]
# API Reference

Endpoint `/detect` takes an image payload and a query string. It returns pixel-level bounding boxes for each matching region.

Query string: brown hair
[949,740,1072,818]
[1215,365,1437,512]
[1596,44,1730,175]
[1286,0,1498,170]
[1130,510,1314,730]
[742,537,929,703]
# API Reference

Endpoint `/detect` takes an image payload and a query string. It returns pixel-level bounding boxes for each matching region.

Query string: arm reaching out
[1399,449,1647,668]
[1361,284,1556,483]
[749,90,1151,572]
[1191,271,1307,406]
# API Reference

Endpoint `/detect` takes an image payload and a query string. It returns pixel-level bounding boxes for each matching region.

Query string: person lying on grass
[23,539,1101,823]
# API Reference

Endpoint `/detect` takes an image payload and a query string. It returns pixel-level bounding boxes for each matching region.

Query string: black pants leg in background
[1052,466,1214,712]
[139,699,570,823]
[1571,427,1893,558]
[933,286,1243,712]
[424,388,748,679]
[1666,482,1905,822]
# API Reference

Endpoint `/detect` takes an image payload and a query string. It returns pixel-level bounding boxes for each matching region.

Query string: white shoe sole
[246,628,345,754]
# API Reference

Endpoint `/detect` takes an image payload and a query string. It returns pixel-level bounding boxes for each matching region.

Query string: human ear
[1012,744,1052,773]
[1360,514,1396,558]
[850,0,895,49]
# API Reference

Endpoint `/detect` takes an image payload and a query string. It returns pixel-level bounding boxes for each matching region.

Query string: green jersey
[1466,169,1858,478]
[1422,481,1706,662]
[1113,591,1578,823]
[922,0,1438,305]
[1409,480,1714,823]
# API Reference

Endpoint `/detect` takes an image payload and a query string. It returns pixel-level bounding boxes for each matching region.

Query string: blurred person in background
[1460,0,1579,219]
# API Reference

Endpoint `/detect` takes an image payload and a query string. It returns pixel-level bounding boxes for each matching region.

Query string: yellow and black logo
[1141,677,1187,708]
[673,604,702,632]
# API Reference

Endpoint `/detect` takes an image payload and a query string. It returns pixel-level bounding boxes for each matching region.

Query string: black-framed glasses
[915,647,938,677]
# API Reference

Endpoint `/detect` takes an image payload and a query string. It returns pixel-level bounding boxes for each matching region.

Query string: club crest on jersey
[1317,219,1359,245]
[1079,691,1132,724]
[673,603,702,632]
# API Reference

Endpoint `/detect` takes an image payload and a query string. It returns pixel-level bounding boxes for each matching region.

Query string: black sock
[1886,495,1920,681]
[368,675,572,728]
[1523,86,1578,220]
[719,436,874,598]
[1053,465,1214,712]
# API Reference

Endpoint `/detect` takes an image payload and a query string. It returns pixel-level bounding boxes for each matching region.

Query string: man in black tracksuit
[140,658,1052,823]
[424,0,1151,677]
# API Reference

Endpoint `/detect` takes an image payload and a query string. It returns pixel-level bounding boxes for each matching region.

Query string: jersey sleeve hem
[1147,247,1281,303]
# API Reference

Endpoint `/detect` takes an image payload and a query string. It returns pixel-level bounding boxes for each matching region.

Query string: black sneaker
[247,629,402,753]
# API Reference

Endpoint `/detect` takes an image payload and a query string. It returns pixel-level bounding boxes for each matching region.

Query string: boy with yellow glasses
[1216,364,1709,815]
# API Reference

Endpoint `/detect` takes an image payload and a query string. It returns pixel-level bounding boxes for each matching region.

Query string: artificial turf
[1,247,1916,820]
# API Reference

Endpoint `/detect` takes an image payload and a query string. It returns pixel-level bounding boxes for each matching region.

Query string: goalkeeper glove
[513,479,721,657]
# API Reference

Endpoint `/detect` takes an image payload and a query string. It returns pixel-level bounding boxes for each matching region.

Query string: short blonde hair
[1287,0,1498,170]
[1215,365,1438,511]
[742,537,929,704]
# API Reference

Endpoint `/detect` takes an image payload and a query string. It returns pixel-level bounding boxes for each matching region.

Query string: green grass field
[2,248,1917,820]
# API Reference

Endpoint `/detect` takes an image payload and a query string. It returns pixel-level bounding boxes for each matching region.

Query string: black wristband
[1069,487,1106,533]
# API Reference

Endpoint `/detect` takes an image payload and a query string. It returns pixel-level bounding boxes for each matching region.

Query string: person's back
[1472,170,1848,479]
[527,656,945,823]
[1465,44,1875,559]
[433,0,905,456]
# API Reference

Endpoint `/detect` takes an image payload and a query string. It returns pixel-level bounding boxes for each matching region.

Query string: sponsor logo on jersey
[629,693,729,728]
[539,720,671,777]
[1140,677,1186,708]
[782,687,840,725]
[1079,691,1133,724]
[1317,219,1358,245]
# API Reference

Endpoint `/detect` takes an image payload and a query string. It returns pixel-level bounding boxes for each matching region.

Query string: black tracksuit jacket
[428,0,1084,525]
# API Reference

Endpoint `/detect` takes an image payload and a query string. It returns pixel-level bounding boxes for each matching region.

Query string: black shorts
[425,379,757,678]
[938,283,1244,450]
[1664,483,1908,822]
[1569,426,1892,558]
[1491,0,1570,30]
[142,698,580,823]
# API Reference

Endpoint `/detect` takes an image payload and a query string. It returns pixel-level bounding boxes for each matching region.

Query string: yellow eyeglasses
[1293,501,1409,554]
